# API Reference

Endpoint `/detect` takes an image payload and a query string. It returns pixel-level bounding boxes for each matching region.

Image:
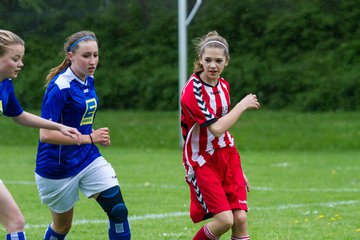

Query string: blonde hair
[0,29,25,57]
[45,30,97,86]
[192,31,230,73]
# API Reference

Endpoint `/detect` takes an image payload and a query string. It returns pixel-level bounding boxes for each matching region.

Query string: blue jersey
[0,78,24,117]
[36,67,101,179]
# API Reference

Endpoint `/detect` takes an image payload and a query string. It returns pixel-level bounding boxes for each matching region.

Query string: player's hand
[59,125,81,143]
[100,139,111,147]
[244,174,250,192]
[239,93,260,110]
[91,127,111,146]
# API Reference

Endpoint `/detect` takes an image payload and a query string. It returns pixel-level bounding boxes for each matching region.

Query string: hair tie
[200,40,228,53]
[68,36,96,52]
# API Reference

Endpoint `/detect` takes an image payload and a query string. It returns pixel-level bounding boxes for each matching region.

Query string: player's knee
[222,217,234,230]
[233,210,247,226]
[110,203,128,223]
[214,211,234,231]
[97,186,128,223]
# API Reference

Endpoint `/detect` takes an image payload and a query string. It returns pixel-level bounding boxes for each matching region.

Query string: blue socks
[6,232,26,240]
[109,219,131,240]
[42,220,130,240]
[44,225,66,240]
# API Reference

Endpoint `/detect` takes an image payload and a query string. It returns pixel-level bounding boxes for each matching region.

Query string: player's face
[0,44,24,81]
[68,40,99,81]
[199,47,228,85]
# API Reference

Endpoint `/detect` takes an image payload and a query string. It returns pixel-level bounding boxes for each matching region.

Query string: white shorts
[0,179,2,184]
[35,156,119,213]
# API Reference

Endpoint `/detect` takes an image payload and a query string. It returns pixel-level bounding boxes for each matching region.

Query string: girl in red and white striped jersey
[180,31,260,240]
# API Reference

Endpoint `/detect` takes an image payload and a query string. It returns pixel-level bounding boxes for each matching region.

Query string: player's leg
[81,157,130,240]
[44,209,74,240]
[227,148,250,240]
[0,182,26,240]
[189,159,234,239]
[193,210,234,240]
[207,210,234,235]
[231,209,250,240]
[35,173,80,240]
[96,186,131,240]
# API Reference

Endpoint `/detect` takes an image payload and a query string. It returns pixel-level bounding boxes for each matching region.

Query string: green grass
[0,110,359,239]
[1,110,359,151]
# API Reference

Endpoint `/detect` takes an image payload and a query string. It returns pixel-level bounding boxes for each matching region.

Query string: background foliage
[1,0,359,111]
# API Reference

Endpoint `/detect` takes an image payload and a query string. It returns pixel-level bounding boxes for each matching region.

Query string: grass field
[0,110,359,239]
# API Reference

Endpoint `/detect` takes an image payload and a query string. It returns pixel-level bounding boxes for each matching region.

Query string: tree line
[1,0,359,111]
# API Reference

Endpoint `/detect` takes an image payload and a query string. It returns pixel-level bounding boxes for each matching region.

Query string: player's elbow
[211,130,223,138]
[39,129,52,143]
[208,124,224,138]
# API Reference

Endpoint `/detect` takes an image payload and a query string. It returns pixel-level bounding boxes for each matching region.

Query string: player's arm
[12,111,81,139]
[208,93,260,137]
[40,127,110,146]
[244,173,250,192]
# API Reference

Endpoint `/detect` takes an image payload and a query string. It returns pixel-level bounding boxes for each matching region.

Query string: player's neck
[199,72,218,86]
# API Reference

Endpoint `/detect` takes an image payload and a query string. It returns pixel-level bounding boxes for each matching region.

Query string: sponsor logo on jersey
[239,200,247,204]
[80,98,97,125]
[0,100,3,115]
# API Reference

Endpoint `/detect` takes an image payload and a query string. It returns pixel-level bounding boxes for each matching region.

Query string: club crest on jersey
[222,106,228,116]
[0,100,3,115]
[80,98,97,125]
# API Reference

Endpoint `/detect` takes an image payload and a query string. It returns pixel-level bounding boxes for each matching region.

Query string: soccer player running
[181,31,260,240]
[35,30,130,240]
[0,29,80,240]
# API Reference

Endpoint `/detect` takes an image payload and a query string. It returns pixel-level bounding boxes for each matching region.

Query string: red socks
[193,224,250,240]
[193,224,219,240]
[231,235,250,240]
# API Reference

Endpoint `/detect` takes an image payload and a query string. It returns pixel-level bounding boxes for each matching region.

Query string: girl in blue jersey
[35,30,131,240]
[0,30,80,240]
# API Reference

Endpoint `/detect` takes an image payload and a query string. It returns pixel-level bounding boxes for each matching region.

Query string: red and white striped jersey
[181,73,235,177]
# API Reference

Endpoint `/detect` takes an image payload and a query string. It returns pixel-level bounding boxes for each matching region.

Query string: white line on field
[250,200,360,210]
[4,180,360,193]
[251,187,360,193]
[24,212,189,229]
[23,200,360,229]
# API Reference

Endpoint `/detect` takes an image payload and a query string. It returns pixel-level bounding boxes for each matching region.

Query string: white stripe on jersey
[205,85,217,113]
[217,83,229,148]
[184,124,196,180]
[203,82,230,148]
[190,125,206,167]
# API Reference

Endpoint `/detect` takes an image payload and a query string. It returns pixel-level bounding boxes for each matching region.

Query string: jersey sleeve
[41,84,66,123]
[181,80,217,127]
[3,91,24,117]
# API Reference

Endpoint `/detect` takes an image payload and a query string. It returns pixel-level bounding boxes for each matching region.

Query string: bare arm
[12,111,81,139]
[244,173,250,192]
[208,93,260,137]
[40,127,110,146]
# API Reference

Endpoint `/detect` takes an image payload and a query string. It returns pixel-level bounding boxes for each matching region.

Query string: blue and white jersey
[36,67,101,179]
[0,78,23,117]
